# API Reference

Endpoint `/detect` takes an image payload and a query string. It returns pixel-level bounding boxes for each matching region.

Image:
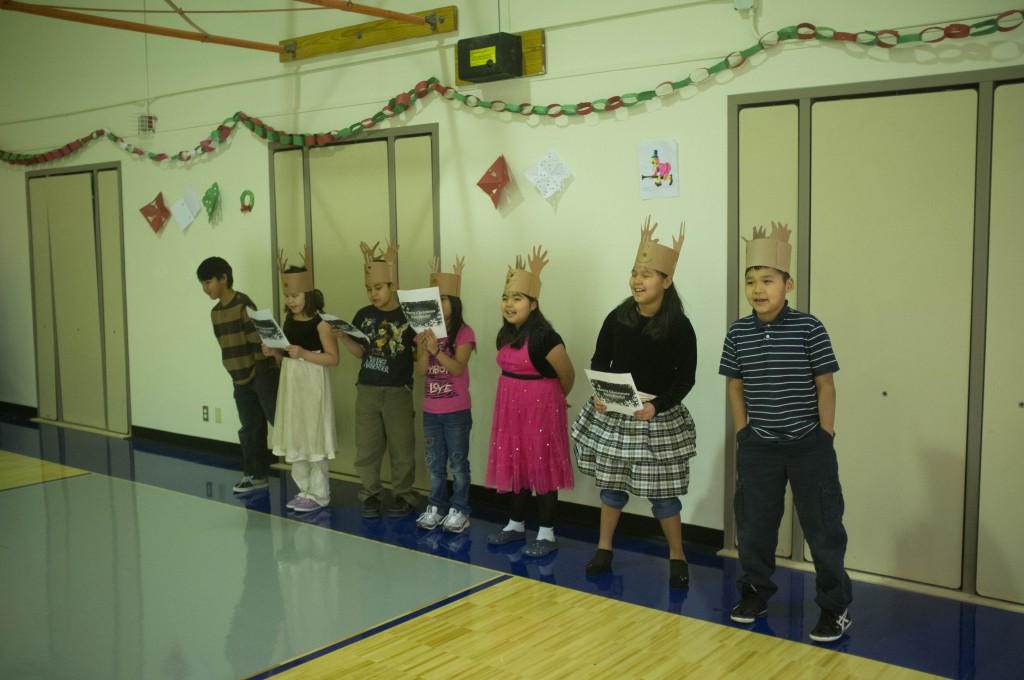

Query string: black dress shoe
[669,559,689,589]
[586,548,613,577]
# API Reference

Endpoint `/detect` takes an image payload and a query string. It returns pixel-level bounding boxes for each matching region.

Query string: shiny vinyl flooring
[1,416,1022,679]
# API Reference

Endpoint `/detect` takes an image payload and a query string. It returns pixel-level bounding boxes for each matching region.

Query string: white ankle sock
[536,526,555,542]
[504,520,525,532]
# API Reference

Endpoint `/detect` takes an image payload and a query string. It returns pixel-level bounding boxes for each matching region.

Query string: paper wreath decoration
[202,182,220,221]
[477,155,510,209]
[525,150,572,201]
[139,192,170,234]
[240,190,255,213]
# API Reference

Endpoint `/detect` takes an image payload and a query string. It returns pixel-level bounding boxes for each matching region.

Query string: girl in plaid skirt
[571,219,697,588]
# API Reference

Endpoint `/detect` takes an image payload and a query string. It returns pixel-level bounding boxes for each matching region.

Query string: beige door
[736,104,799,556]
[976,82,1024,605]
[28,169,129,434]
[809,90,976,588]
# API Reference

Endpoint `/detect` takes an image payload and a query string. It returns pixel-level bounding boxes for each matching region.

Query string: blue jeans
[734,425,852,612]
[600,489,681,519]
[233,366,279,479]
[422,409,472,515]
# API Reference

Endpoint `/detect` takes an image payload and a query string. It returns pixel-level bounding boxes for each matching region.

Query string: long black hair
[496,295,554,350]
[282,266,324,319]
[443,295,465,353]
[614,275,687,342]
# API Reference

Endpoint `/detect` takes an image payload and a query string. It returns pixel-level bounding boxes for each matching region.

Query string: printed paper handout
[248,309,289,349]
[585,370,644,415]
[320,313,369,341]
[397,287,447,339]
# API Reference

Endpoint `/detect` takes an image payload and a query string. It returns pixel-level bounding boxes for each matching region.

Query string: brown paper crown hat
[429,255,465,297]
[504,245,548,300]
[277,246,314,294]
[360,240,399,286]
[743,222,792,273]
[633,216,685,276]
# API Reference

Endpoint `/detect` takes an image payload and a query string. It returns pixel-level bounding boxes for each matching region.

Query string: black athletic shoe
[809,608,851,642]
[730,583,767,623]
[388,497,415,517]
[361,496,382,518]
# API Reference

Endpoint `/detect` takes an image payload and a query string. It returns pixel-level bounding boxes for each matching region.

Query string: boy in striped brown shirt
[198,257,279,494]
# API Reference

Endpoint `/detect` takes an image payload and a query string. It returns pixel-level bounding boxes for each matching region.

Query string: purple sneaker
[291,497,323,513]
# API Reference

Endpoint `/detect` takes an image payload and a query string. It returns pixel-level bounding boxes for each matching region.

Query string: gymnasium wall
[1,0,1021,532]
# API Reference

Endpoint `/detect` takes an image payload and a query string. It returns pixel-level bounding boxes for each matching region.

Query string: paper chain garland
[2,10,1021,167]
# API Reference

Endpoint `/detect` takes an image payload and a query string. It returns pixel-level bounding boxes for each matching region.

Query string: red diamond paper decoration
[139,192,170,233]
[477,155,510,209]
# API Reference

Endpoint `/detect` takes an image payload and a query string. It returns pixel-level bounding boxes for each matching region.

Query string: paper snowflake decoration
[525,150,572,201]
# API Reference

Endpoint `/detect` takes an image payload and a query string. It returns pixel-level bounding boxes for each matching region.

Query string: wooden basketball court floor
[1,417,1021,679]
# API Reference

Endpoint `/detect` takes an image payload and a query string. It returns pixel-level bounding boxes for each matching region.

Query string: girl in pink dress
[485,247,575,558]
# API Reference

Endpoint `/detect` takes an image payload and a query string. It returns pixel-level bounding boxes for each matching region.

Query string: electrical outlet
[202,405,209,421]
[215,407,222,424]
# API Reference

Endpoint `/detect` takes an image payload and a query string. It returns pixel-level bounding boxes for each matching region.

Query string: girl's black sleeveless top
[283,314,323,352]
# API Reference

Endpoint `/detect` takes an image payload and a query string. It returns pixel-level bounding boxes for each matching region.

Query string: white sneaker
[442,508,470,533]
[416,505,443,530]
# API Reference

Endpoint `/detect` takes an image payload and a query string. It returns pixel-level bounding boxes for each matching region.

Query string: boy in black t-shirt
[335,241,417,518]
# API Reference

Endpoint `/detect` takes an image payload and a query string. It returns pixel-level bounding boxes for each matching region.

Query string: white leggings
[291,459,330,505]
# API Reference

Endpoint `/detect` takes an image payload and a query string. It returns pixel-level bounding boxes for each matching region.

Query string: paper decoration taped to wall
[139,192,170,234]
[525,151,571,201]
[639,139,679,200]
[202,182,221,221]
[171,188,202,230]
[240,190,255,214]
[477,155,510,208]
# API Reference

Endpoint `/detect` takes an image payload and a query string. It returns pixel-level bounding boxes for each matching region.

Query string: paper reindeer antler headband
[743,221,792,273]
[361,239,399,286]
[278,245,315,294]
[634,216,685,276]
[504,245,548,299]
[429,255,465,297]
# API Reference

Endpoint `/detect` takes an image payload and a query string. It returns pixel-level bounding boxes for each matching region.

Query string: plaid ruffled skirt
[571,399,697,497]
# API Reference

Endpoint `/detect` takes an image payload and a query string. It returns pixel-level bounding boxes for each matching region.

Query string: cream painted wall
[1,1,1022,532]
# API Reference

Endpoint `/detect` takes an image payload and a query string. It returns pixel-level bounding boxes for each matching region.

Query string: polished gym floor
[1,415,1021,679]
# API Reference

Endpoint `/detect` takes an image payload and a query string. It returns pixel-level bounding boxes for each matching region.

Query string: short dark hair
[197,257,233,288]
[744,265,791,283]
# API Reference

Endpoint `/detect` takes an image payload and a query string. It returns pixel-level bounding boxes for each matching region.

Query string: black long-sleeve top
[590,309,697,414]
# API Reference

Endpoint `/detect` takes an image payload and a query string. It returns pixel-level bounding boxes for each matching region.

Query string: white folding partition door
[976,82,1024,605]
[809,90,975,588]
[28,169,129,434]
[274,134,436,488]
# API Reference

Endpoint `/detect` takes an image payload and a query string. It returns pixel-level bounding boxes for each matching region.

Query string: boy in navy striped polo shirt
[719,222,852,643]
